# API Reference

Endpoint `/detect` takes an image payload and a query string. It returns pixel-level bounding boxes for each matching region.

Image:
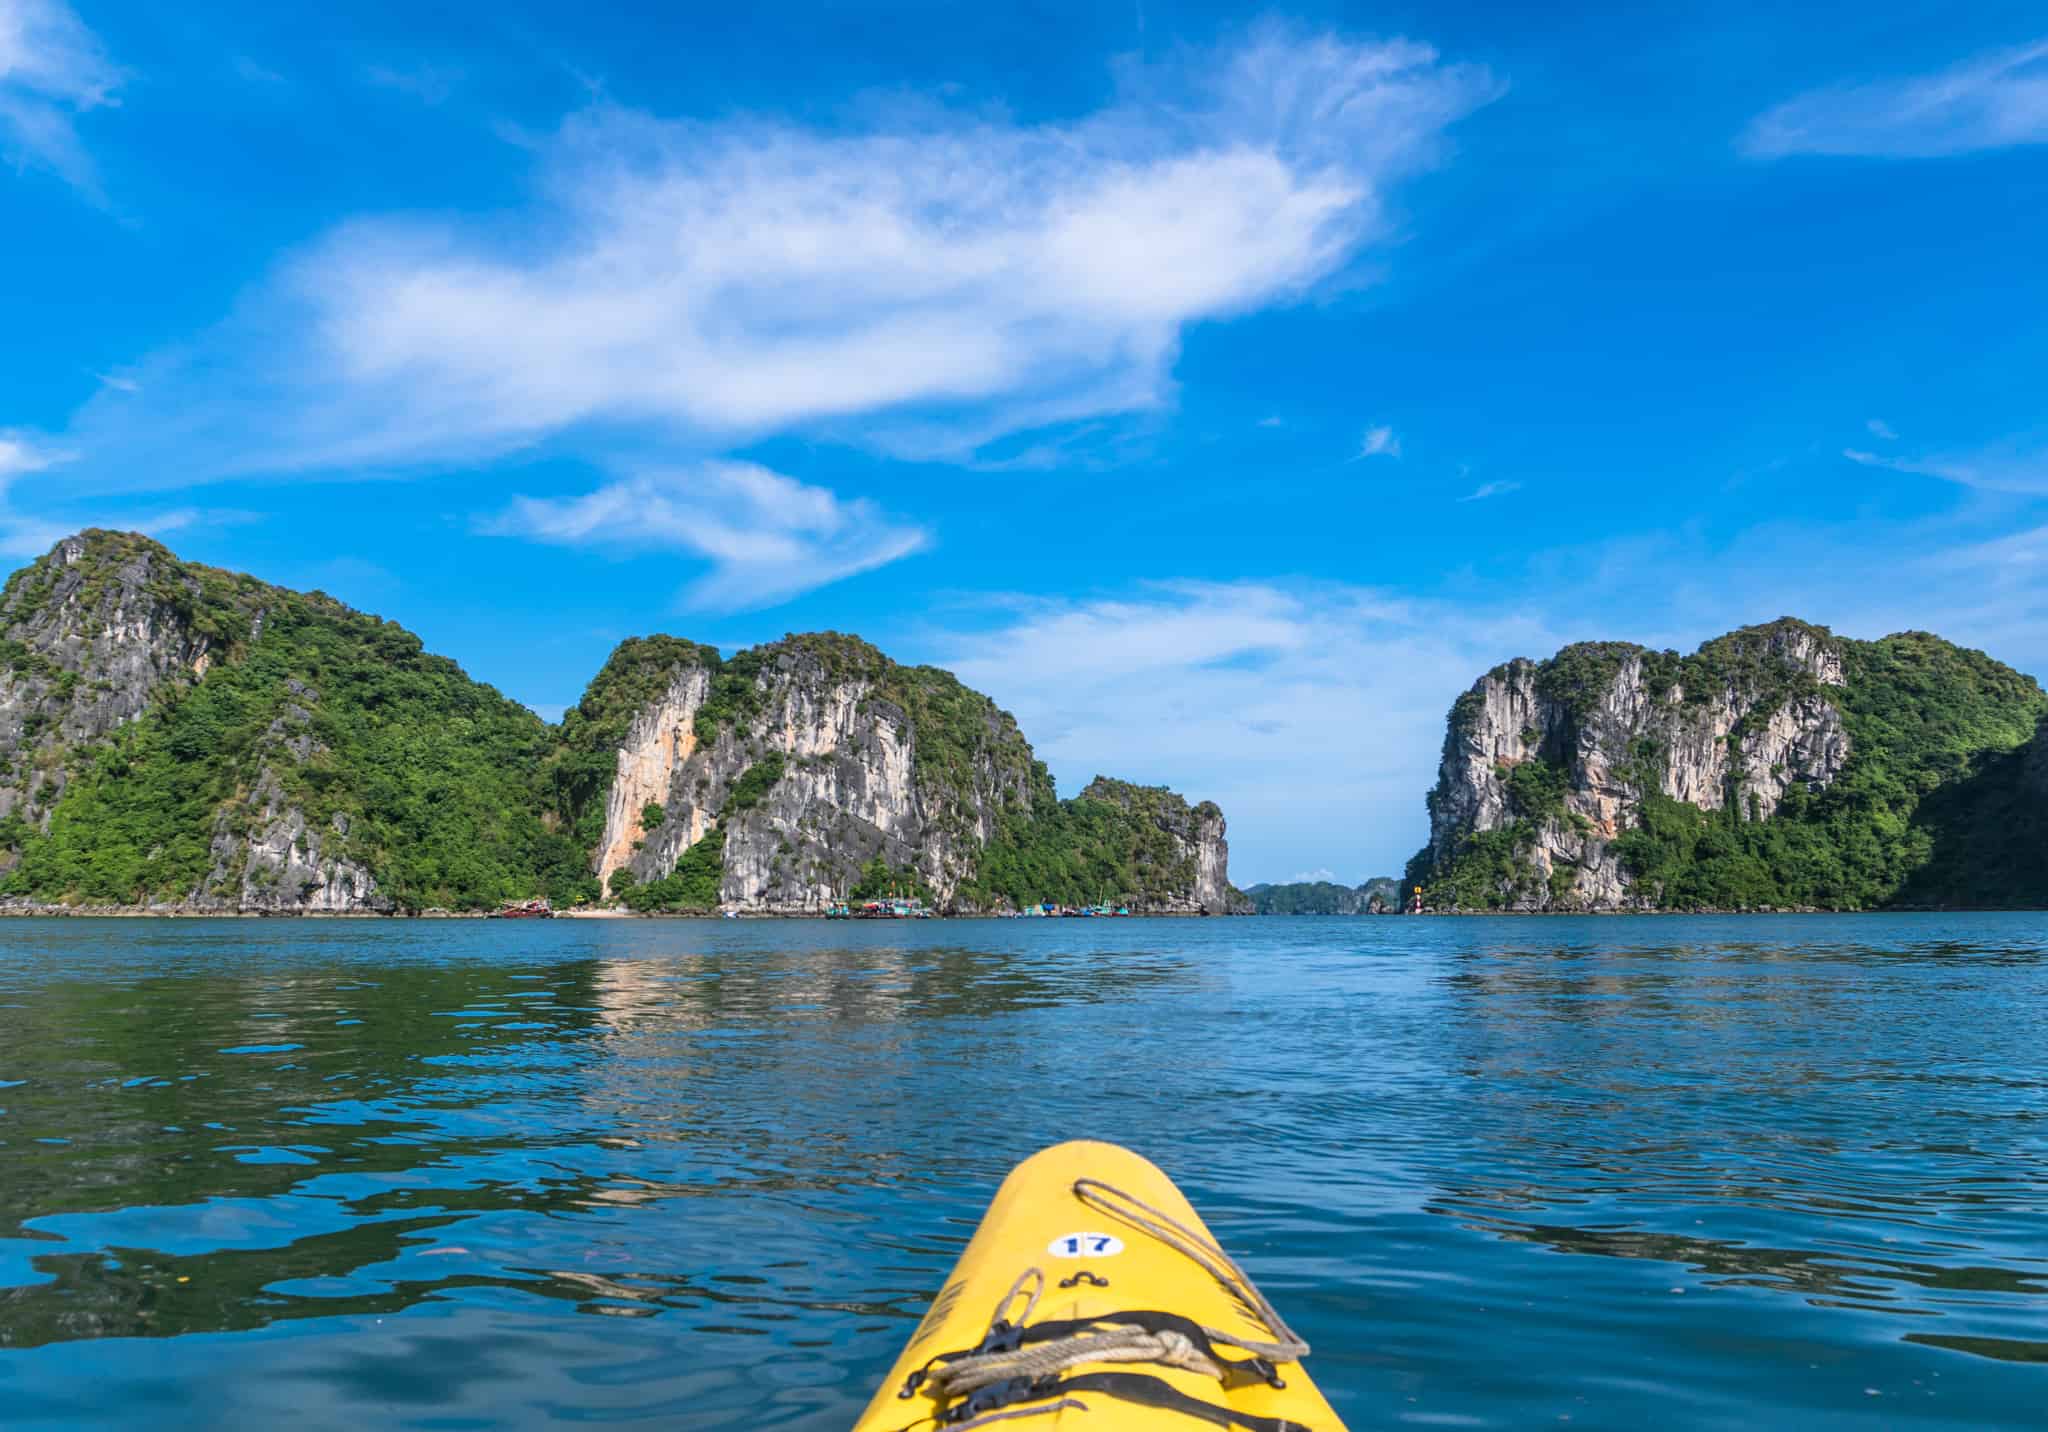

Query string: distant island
[1407,618,2048,911]
[0,532,1251,916]
[1244,878,1403,915]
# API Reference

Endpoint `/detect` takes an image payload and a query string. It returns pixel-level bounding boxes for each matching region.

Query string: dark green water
[1,916,2044,1429]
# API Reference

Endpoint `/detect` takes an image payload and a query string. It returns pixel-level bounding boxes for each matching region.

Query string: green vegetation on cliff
[1,536,589,909]
[1412,621,2048,911]
[962,797,1183,908]
[566,631,1220,912]
[959,777,1242,911]
[619,828,726,911]
[1894,722,2048,906]
[848,856,935,904]
[1408,821,1548,910]
[1611,632,2045,909]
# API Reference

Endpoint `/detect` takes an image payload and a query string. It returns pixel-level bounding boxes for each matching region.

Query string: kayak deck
[855,1140,1344,1430]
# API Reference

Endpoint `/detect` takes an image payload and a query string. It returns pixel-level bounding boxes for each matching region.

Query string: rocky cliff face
[582,634,1042,912]
[0,533,225,825]
[0,534,380,910]
[1419,621,1851,909]
[0,531,550,913]
[191,686,387,913]
[1412,619,2047,911]
[565,635,1245,914]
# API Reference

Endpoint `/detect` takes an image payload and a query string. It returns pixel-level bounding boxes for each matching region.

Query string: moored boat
[488,898,553,919]
[846,896,935,919]
[854,1140,1342,1430]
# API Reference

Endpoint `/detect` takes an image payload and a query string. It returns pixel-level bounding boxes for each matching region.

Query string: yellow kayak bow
[855,1140,1346,1430]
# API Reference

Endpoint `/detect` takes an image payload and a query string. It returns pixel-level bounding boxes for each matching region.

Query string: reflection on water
[1,916,2045,1428]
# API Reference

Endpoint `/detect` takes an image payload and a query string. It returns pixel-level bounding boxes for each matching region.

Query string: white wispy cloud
[1358,424,1401,458]
[0,0,120,196]
[1459,479,1519,501]
[0,428,60,480]
[479,461,930,611]
[0,430,248,555]
[1867,417,1897,439]
[1288,867,1338,883]
[1743,38,2048,159]
[1844,442,2048,494]
[62,26,1498,486]
[1928,523,2048,573]
[0,505,231,559]
[934,580,1563,881]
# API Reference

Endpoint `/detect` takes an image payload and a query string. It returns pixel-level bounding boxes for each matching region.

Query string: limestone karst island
[1406,619,2048,912]
[0,531,1246,916]
[5,530,2045,918]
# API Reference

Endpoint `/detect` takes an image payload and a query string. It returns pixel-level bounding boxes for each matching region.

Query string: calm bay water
[0,915,2044,1429]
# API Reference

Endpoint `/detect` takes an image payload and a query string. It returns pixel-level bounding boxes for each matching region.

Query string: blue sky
[4,1,2047,884]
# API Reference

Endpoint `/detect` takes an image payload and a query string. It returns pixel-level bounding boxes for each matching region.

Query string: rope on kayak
[919,1313,1226,1400]
[988,1266,1044,1335]
[1072,1176,1310,1365]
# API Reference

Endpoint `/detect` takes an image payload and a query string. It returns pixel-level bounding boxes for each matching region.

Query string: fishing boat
[854,1140,1342,1430]
[849,896,934,919]
[488,898,553,919]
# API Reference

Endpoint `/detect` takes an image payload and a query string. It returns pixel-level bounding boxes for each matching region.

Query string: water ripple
[0,915,2044,1428]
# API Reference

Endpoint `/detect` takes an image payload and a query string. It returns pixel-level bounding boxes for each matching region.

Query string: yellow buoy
[855,1140,1346,1430]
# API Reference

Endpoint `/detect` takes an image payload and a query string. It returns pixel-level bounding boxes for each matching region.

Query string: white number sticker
[1046,1231,1124,1259]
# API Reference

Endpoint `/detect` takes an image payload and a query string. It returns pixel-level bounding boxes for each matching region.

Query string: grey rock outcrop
[584,635,1245,914]
[0,533,388,912]
[0,532,240,828]
[191,694,389,912]
[594,637,1042,912]
[1420,620,1853,910]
